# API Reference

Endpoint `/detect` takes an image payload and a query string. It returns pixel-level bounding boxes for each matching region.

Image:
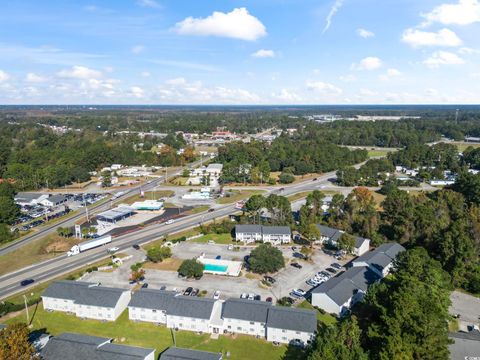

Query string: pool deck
[198,256,242,277]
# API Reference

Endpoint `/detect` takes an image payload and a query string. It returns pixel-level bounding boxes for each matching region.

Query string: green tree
[101,170,112,187]
[146,246,172,263]
[245,194,266,224]
[304,223,321,248]
[278,172,295,184]
[0,195,20,225]
[130,269,145,283]
[337,233,356,254]
[178,258,204,278]
[308,316,367,360]
[249,243,285,274]
[0,323,40,360]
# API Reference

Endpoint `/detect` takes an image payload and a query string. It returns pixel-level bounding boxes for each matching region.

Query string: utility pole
[23,294,29,324]
[83,194,89,222]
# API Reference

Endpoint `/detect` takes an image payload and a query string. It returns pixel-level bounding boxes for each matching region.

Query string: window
[152,309,157,313]
[282,337,287,341]
[282,329,286,333]
[237,327,242,331]
[296,331,301,335]
[250,328,254,332]
[249,321,254,325]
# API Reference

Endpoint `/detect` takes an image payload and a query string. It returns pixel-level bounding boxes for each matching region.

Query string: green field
[367,149,393,158]
[123,190,174,204]
[7,308,293,360]
[191,233,235,244]
[217,190,265,204]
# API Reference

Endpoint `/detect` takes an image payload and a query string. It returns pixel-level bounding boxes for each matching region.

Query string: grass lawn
[123,190,174,204]
[184,205,210,215]
[7,308,290,360]
[367,149,393,158]
[453,142,480,153]
[298,300,337,326]
[191,233,235,245]
[144,258,183,271]
[217,190,265,204]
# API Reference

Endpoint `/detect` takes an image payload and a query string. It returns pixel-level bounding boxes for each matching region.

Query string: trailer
[67,235,112,256]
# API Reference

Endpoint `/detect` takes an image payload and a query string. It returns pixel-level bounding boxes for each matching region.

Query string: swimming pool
[204,263,228,273]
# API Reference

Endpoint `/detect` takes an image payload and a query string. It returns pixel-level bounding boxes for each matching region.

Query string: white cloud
[251,49,275,58]
[174,8,266,41]
[357,28,375,38]
[402,28,462,47]
[272,89,301,102]
[131,45,145,54]
[141,71,151,77]
[57,65,102,79]
[0,70,10,82]
[25,73,47,83]
[459,47,480,54]
[339,74,356,82]
[137,0,161,9]
[306,80,342,95]
[359,88,378,96]
[422,0,480,26]
[323,0,344,33]
[352,57,383,71]
[379,68,402,81]
[165,77,187,86]
[423,51,465,67]
[130,86,145,98]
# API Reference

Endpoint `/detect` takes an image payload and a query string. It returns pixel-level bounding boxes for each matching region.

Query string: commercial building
[448,329,480,360]
[42,281,131,321]
[41,332,155,360]
[234,225,291,245]
[96,206,135,223]
[130,200,163,211]
[14,192,49,207]
[41,194,68,207]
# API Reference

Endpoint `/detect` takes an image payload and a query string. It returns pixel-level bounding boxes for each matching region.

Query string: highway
[0,159,205,256]
[0,168,339,300]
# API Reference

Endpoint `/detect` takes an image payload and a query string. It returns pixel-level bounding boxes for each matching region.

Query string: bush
[171,236,186,244]
[278,172,295,184]
[277,297,293,307]
[249,243,285,274]
[178,259,204,279]
[146,246,172,263]
[130,262,144,272]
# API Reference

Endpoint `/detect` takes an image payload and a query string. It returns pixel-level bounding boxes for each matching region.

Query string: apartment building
[221,298,271,337]
[235,225,291,245]
[266,307,317,345]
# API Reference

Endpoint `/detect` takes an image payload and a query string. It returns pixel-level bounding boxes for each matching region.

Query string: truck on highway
[67,235,112,256]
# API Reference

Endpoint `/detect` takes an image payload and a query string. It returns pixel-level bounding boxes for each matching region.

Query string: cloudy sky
[1,0,479,104]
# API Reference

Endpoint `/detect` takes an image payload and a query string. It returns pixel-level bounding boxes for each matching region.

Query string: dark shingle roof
[262,226,291,235]
[41,333,154,360]
[222,298,271,323]
[166,296,216,319]
[354,236,368,248]
[160,347,222,360]
[353,242,405,272]
[47,194,67,203]
[42,281,129,308]
[266,307,317,333]
[312,267,380,306]
[128,289,177,310]
[235,225,262,234]
[316,225,343,242]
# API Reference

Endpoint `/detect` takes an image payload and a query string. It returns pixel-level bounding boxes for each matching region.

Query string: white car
[108,247,119,253]
[213,290,221,299]
[165,219,174,225]
[292,288,306,297]
[248,293,255,300]
[240,293,248,299]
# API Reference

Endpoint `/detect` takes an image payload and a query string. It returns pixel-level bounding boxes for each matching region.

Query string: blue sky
[0,0,479,104]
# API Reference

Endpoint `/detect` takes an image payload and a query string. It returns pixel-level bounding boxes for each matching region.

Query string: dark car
[254,295,261,301]
[243,255,250,264]
[266,297,273,303]
[208,208,215,212]
[290,262,302,269]
[20,279,35,286]
[132,244,140,250]
[326,267,337,274]
[215,255,221,260]
[312,178,318,181]
[141,283,148,289]
[184,287,193,296]
[159,285,167,291]
[191,288,199,296]
[264,276,276,284]
[293,252,307,259]
[331,263,343,270]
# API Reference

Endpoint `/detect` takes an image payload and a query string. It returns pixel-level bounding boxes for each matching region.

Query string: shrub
[146,246,172,263]
[249,243,285,274]
[178,259,204,279]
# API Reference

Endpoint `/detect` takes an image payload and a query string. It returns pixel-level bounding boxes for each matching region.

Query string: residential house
[42,280,131,321]
[221,298,271,337]
[160,347,222,360]
[448,329,480,360]
[41,332,155,360]
[234,225,291,244]
[351,242,405,277]
[266,307,317,345]
[311,266,380,316]
[315,225,343,246]
[354,236,370,256]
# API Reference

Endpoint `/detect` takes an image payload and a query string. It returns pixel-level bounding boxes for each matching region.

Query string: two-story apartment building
[351,242,405,277]
[235,225,291,244]
[221,298,271,337]
[42,280,131,321]
[266,307,317,345]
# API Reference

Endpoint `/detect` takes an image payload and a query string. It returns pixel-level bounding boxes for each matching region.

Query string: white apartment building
[235,225,291,245]
[221,298,270,337]
[266,307,317,345]
[42,280,131,321]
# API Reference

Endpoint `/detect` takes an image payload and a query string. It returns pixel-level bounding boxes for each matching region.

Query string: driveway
[450,290,480,328]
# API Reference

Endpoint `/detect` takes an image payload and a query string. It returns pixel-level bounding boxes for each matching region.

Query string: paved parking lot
[450,290,480,329]
[82,242,346,303]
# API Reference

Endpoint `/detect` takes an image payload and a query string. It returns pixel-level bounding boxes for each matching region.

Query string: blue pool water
[204,263,228,273]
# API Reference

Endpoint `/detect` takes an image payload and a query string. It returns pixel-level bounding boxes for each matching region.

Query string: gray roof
[235,225,262,234]
[46,194,67,203]
[128,289,177,310]
[266,307,317,333]
[353,242,405,272]
[166,296,216,319]
[41,333,154,360]
[14,192,44,202]
[312,266,380,306]
[354,236,369,248]
[42,281,129,308]
[222,298,271,323]
[160,347,222,360]
[316,225,343,242]
[449,330,480,360]
[262,226,291,235]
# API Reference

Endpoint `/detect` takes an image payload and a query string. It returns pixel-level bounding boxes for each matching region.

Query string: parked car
[248,293,255,300]
[266,297,273,303]
[184,287,193,296]
[306,279,317,287]
[108,247,119,253]
[312,178,318,181]
[141,283,148,289]
[291,246,297,252]
[132,244,140,250]
[331,263,343,270]
[208,208,215,212]
[264,276,276,284]
[20,279,35,287]
[326,267,337,274]
[291,288,306,297]
[290,262,302,269]
[191,288,199,296]
[213,290,221,299]
[293,252,307,259]
[240,293,248,299]
[215,255,221,260]
[159,286,167,291]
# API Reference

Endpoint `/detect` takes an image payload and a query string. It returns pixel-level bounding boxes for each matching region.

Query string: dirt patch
[43,236,80,253]
[144,258,183,271]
